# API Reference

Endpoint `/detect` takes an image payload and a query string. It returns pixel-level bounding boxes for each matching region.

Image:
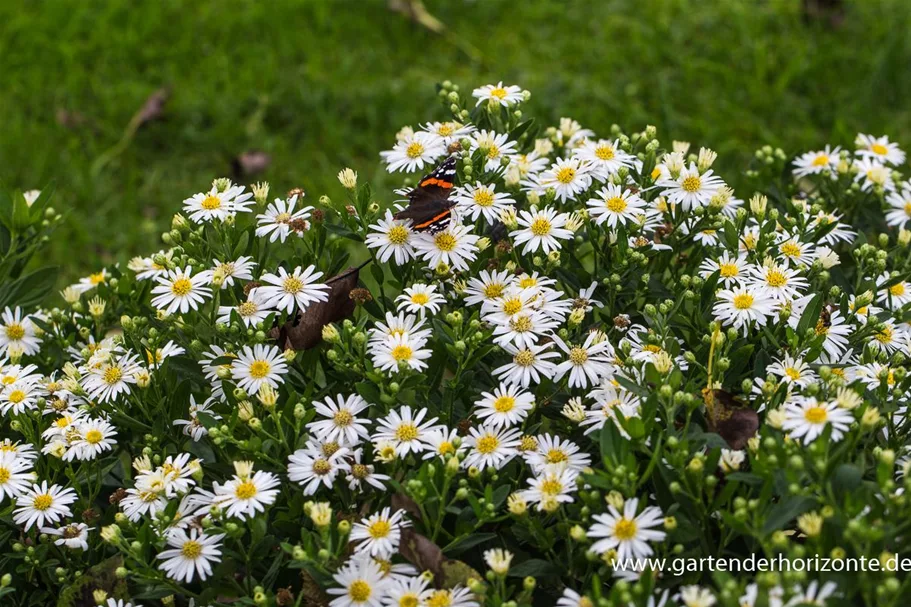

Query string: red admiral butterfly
[393,155,458,234]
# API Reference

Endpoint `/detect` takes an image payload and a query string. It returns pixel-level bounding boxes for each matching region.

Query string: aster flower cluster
[2,83,911,607]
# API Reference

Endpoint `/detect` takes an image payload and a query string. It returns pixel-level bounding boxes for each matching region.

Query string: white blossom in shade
[412,222,479,272]
[658,162,725,210]
[470,129,518,172]
[587,497,666,560]
[781,398,854,445]
[510,206,574,255]
[151,266,213,314]
[287,444,351,495]
[553,332,614,389]
[255,195,312,243]
[254,265,330,314]
[345,448,390,491]
[217,289,272,328]
[522,468,579,511]
[537,157,593,203]
[792,146,840,178]
[0,307,42,356]
[374,406,438,457]
[13,481,77,530]
[381,130,446,173]
[350,507,410,558]
[463,424,521,471]
[454,182,515,224]
[307,394,372,446]
[365,210,415,265]
[157,528,224,583]
[493,342,559,388]
[231,344,288,394]
[201,256,256,289]
[474,383,535,429]
[41,522,92,551]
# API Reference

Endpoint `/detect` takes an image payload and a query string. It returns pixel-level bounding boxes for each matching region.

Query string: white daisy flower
[776,236,815,267]
[82,351,142,403]
[212,462,280,520]
[151,266,213,314]
[494,342,559,388]
[869,321,910,356]
[575,139,638,180]
[287,444,351,496]
[491,309,559,350]
[0,307,42,357]
[698,253,745,287]
[537,157,593,203]
[396,283,446,317]
[746,262,808,302]
[382,575,430,607]
[202,256,257,289]
[792,146,840,178]
[658,162,725,210]
[371,334,432,374]
[419,427,465,461]
[768,354,817,388]
[13,481,77,530]
[483,548,515,575]
[374,406,438,456]
[307,394,372,447]
[877,272,911,310]
[255,195,313,243]
[64,418,117,462]
[587,184,646,228]
[182,184,253,223]
[255,265,330,314]
[173,395,221,442]
[587,497,666,560]
[420,121,475,146]
[367,312,431,346]
[328,556,390,607]
[463,424,521,471]
[713,286,777,335]
[554,332,614,389]
[463,269,516,306]
[381,130,446,173]
[781,398,854,444]
[157,528,224,583]
[855,133,905,166]
[73,269,109,294]
[345,448,390,491]
[522,468,579,511]
[412,222,479,272]
[454,182,515,224]
[474,383,535,429]
[422,587,479,607]
[231,344,288,394]
[365,210,416,265]
[885,184,911,229]
[525,433,592,474]
[41,522,92,551]
[350,507,410,558]
[854,157,894,192]
[472,81,523,107]
[217,289,273,328]
[510,206,574,255]
[0,379,45,415]
[0,451,33,502]
[470,130,518,172]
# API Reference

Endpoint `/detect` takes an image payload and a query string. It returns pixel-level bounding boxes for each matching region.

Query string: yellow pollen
[595,145,616,161]
[5,324,25,340]
[606,197,626,213]
[871,143,888,155]
[814,319,829,336]
[180,540,203,559]
[519,435,538,451]
[368,519,392,539]
[569,346,588,364]
[804,406,828,424]
[248,360,271,379]
[514,350,535,366]
[0,468,9,483]
[312,459,331,475]
[400,595,420,607]
[89,271,106,285]
[733,294,754,310]
[555,167,576,184]
[530,217,551,236]
[434,233,457,252]
[719,263,739,278]
[889,283,906,297]
[643,344,662,353]
[502,298,522,316]
[904,202,911,217]
[614,518,637,540]
[483,283,505,298]
[427,591,453,607]
[875,327,893,344]
[235,481,258,499]
[387,225,409,245]
[171,277,193,297]
[352,463,369,479]
[681,175,701,193]
[283,276,304,294]
[540,478,563,494]
[85,429,103,444]
[405,142,424,159]
[475,435,499,454]
[781,242,801,258]
[396,423,419,442]
[438,123,454,136]
[238,301,258,316]
[546,449,568,463]
[410,293,430,306]
[391,345,413,361]
[274,212,292,223]
[473,189,495,207]
[103,366,123,385]
[493,396,515,413]
[765,270,787,288]
[33,494,53,511]
[333,410,353,426]
[7,390,25,404]
[200,195,222,210]
[510,315,532,332]
[811,154,829,166]
[784,368,801,381]
[489,87,507,100]
[519,276,537,289]
[438,441,454,455]
[487,145,500,160]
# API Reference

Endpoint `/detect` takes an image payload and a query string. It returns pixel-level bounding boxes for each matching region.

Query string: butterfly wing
[393,156,458,230]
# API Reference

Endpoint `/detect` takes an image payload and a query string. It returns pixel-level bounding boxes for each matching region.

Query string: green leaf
[508,558,562,577]
[796,294,823,337]
[762,496,816,535]
[831,463,863,493]
[444,533,497,556]
[11,190,32,231]
[0,266,57,309]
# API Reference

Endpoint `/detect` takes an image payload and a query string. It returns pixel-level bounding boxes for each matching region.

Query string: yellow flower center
[238,301,258,316]
[815,319,829,336]
[742,234,757,250]
[427,591,453,607]
[719,263,739,278]
[781,242,802,258]
[546,449,568,463]
[235,481,258,499]
[903,202,911,217]
[569,346,589,364]
[438,441,454,455]
[530,217,552,236]
[7,390,25,404]
[643,344,662,353]
[681,175,702,193]
[352,463,369,479]
[476,435,499,454]
[5,324,25,340]
[406,142,425,159]
[312,459,331,475]
[502,298,522,316]
[555,167,576,184]
[349,580,373,601]
[483,283,505,298]
[396,423,419,442]
[434,233,457,252]
[90,271,106,285]
[171,277,193,297]
[540,478,563,495]
[785,368,801,381]
[399,594,420,607]
[514,350,535,367]
[871,143,888,155]
[519,435,538,451]
[474,189,495,207]
[510,315,532,333]
[766,270,787,288]
[519,276,537,289]
[248,360,271,379]
[391,345,413,361]
[368,519,392,539]
[181,539,203,559]
[733,294,754,310]
[33,494,53,511]
[493,396,515,412]
[201,195,222,210]
[487,145,500,160]
[613,518,638,540]
[283,276,304,294]
[812,154,829,167]
[333,410,353,427]
[490,87,507,100]
[410,293,430,306]
[606,197,626,213]
[103,366,123,385]
[387,225,409,245]
[85,429,103,444]
[804,406,828,424]
[0,467,9,483]
[889,283,906,297]
[595,145,616,161]
[438,123,454,136]
[275,212,292,223]
[876,327,893,344]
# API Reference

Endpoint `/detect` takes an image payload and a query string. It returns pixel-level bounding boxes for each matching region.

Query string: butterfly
[393,155,458,234]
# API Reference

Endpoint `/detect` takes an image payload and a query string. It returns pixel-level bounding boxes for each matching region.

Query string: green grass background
[2,0,910,281]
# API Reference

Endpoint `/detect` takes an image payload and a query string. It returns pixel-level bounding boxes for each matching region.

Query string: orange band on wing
[414,210,452,229]
[420,178,454,188]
